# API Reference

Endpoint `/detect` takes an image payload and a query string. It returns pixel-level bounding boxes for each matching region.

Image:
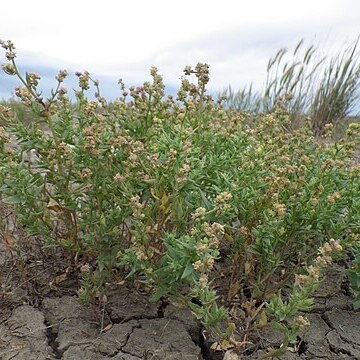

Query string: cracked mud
[0,283,203,360]
[1,261,359,359]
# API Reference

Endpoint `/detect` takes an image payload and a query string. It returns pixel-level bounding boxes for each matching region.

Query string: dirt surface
[239,265,360,360]
[0,281,203,360]
[1,219,359,360]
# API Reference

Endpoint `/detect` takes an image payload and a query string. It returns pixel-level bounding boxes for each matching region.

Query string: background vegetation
[221,38,360,135]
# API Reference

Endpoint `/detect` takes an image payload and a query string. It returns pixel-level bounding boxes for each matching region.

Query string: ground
[1,219,359,360]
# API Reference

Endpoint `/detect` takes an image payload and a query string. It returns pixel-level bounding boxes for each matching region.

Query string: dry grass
[222,38,360,135]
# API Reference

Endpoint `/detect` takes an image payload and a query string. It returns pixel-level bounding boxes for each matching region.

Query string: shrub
[1,40,359,356]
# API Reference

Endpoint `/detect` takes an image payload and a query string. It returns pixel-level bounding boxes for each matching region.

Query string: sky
[0,0,359,101]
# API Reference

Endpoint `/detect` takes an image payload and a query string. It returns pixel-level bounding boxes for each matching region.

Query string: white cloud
[1,0,359,96]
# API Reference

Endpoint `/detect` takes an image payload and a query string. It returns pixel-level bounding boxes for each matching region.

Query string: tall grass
[310,39,360,134]
[222,38,360,135]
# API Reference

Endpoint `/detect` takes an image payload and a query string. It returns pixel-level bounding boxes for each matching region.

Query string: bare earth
[1,233,359,359]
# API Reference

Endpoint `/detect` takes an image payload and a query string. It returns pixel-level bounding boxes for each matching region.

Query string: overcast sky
[1,0,359,100]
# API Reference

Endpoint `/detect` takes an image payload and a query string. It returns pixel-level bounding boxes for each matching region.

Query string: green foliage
[1,40,360,355]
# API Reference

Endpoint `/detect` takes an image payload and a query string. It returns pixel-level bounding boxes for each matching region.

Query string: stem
[10,58,46,108]
[146,92,152,127]
[8,46,65,179]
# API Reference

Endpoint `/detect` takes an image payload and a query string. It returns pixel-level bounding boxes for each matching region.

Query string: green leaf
[25,72,31,85]
[353,298,360,310]
[31,101,41,115]
[181,261,194,280]
[271,321,288,333]
[347,270,360,290]
[3,195,22,205]
[150,287,167,302]
[200,190,212,210]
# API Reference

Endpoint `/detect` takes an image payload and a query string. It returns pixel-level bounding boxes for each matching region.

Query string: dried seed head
[192,260,203,272]
[274,203,286,217]
[184,65,192,75]
[113,173,124,183]
[5,51,16,60]
[319,242,333,255]
[206,256,215,270]
[328,191,341,203]
[80,263,91,273]
[56,69,68,82]
[295,315,310,328]
[307,265,319,281]
[81,168,92,179]
[2,63,16,75]
[0,105,13,120]
[329,239,342,252]
[193,207,206,221]
[295,274,309,286]
[198,274,208,288]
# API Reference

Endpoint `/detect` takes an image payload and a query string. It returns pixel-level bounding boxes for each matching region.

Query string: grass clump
[0,40,359,357]
[222,38,360,135]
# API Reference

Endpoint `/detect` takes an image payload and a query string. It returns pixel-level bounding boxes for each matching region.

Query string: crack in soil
[109,313,160,324]
[107,297,169,326]
[328,341,353,356]
[120,321,141,352]
[107,321,143,359]
[296,336,308,355]
[157,298,169,318]
[320,311,340,356]
[321,311,360,359]
[198,328,211,360]
[321,312,334,330]
[78,320,144,359]
[340,276,353,296]
[45,319,62,359]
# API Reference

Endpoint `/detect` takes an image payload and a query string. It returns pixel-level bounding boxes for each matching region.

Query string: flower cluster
[26,72,40,87]
[328,191,341,203]
[14,86,33,104]
[294,315,310,329]
[2,63,16,75]
[76,71,90,91]
[177,159,191,184]
[0,105,12,122]
[214,192,233,215]
[130,195,145,219]
[203,222,224,246]
[296,239,343,286]
[190,221,224,275]
[192,207,206,221]
[0,40,16,57]
[0,126,9,143]
[55,69,68,83]
[274,203,286,218]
